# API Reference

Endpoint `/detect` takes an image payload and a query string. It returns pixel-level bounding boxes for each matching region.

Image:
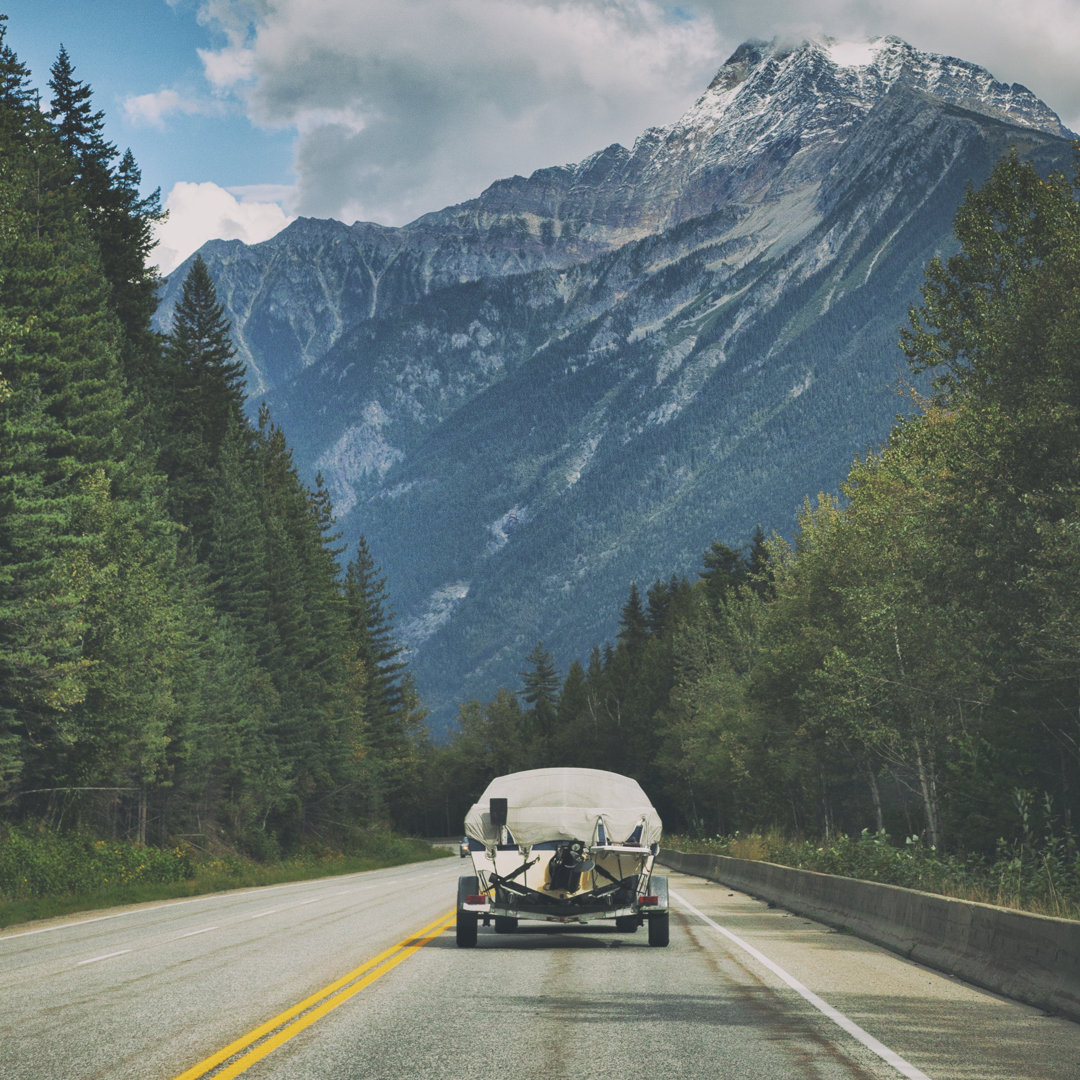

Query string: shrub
[667,825,1080,919]
[0,823,444,922]
[0,826,196,901]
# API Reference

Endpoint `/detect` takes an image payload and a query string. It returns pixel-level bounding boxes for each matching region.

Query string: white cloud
[194,0,724,225]
[198,44,255,88]
[177,0,1080,234]
[153,181,294,275]
[123,88,217,128]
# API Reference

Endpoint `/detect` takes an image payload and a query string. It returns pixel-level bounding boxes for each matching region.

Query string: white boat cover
[463,767,662,849]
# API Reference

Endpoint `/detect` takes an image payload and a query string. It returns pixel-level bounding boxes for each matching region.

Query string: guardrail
[660,849,1080,1023]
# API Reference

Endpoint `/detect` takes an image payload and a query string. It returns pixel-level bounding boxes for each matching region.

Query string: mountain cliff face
[156,37,1076,730]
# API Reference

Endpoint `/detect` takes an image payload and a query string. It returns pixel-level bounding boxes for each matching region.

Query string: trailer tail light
[466,894,487,905]
[641,895,660,905]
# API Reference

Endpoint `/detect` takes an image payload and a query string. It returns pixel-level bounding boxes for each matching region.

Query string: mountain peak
[708,39,769,92]
[686,36,1072,144]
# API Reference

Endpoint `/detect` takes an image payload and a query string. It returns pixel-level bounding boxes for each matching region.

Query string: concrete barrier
[660,850,1080,1024]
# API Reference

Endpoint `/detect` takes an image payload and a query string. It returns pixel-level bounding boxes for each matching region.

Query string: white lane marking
[0,868,419,940]
[178,926,219,939]
[672,890,933,1080]
[249,889,362,917]
[6,908,156,940]
[76,949,132,966]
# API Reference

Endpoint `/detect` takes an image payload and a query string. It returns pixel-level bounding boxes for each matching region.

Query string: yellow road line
[173,909,456,1080]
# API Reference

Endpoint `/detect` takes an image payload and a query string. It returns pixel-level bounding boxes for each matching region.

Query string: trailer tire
[647,911,669,947]
[457,910,478,947]
[457,875,480,948]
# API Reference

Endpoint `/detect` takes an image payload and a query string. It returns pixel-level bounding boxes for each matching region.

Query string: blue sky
[4,1,1078,275]
[3,2,293,185]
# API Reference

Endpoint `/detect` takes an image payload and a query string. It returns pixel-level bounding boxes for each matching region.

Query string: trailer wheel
[456,910,478,947]
[456,874,480,948]
[647,911,669,947]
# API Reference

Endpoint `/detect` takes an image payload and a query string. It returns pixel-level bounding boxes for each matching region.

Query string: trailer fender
[648,874,669,912]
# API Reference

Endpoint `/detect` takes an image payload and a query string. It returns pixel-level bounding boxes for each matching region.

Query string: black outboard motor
[547,840,595,892]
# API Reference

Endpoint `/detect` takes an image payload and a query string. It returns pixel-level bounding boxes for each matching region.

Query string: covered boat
[456,767,669,947]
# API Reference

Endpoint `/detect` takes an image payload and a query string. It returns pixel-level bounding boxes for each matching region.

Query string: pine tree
[344,537,408,815]
[103,149,166,379]
[203,415,271,646]
[746,525,773,598]
[60,467,184,793]
[47,45,114,193]
[254,412,343,810]
[0,16,36,134]
[700,541,747,609]
[553,659,594,765]
[616,582,648,658]
[345,537,406,724]
[519,640,560,763]
[47,46,165,388]
[161,254,247,553]
[519,641,560,711]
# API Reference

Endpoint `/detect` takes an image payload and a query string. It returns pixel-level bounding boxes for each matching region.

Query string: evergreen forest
[3,12,1080,901]
[0,19,427,858]
[425,148,1080,873]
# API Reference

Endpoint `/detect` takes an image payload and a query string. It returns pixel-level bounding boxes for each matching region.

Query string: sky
[4,1,1078,275]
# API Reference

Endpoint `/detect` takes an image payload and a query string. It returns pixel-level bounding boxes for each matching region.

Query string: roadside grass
[666,828,1080,921]
[0,826,448,929]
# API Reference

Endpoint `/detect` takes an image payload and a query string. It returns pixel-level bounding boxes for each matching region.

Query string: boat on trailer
[455,767,669,947]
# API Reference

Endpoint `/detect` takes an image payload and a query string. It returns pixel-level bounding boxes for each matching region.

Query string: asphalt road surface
[2,858,1079,1079]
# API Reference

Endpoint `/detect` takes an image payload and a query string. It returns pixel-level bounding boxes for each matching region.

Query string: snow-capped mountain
[156,37,1076,730]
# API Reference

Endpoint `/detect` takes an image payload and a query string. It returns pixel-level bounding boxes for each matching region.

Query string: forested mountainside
[159,37,1077,729]
[0,18,426,851]
[425,148,1080,874]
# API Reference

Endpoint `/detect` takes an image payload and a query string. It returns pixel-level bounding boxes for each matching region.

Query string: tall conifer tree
[344,538,409,814]
[161,254,247,554]
[47,45,165,388]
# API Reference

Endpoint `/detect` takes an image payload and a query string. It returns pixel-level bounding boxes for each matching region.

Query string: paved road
[2,859,1078,1079]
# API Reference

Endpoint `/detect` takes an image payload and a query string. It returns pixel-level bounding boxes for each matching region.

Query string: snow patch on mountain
[655,338,697,386]
[826,40,885,69]
[790,371,814,399]
[486,505,531,555]
[400,582,470,651]
[314,401,404,516]
[563,428,605,488]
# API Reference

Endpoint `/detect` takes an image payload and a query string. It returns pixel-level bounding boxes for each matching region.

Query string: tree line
[424,147,1080,858]
[0,18,425,854]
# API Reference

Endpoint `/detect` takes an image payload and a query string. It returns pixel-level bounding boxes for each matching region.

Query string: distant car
[459,836,470,858]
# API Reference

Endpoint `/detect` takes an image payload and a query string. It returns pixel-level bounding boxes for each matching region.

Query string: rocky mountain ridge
[155,37,1077,730]
[163,37,1068,396]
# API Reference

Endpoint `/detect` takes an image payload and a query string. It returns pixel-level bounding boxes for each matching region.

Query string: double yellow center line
[173,909,457,1080]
